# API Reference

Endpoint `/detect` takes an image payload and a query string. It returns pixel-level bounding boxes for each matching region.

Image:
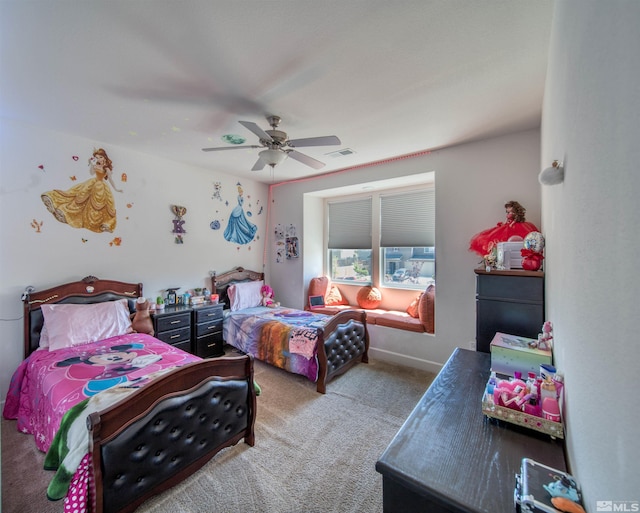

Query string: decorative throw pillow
[325,284,348,306]
[406,294,421,318]
[356,286,382,309]
[308,276,330,299]
[418,284,435,333]
[42,299,133,351]
[229,280,264,311]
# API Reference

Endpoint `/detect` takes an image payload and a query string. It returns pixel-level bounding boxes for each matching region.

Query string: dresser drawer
[156,311,191,332]
[155,326,191,346]
[194,305,223,323]
[196,319,223,337]
[476,274,543,303]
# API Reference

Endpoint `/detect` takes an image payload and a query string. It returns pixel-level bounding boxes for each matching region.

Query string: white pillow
[229,280,264,311]
[41,299,133,351]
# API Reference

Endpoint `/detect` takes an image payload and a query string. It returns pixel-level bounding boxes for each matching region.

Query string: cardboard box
[490,332,552,378]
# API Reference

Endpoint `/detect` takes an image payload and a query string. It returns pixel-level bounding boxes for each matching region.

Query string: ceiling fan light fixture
[259,148,287,167]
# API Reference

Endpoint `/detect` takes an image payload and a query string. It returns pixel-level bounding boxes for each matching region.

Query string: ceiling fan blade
[288,150,326,169]
[251,158,267,171]
[287,135,341,148]
[202,145,261,152]
[239,121,273,142]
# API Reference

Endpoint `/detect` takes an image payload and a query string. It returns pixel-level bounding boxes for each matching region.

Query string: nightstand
[153,306,192,353]
[192,303,225,358]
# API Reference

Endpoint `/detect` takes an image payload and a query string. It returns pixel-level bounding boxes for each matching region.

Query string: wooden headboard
[23,275,142,358]
[211,267,264,309]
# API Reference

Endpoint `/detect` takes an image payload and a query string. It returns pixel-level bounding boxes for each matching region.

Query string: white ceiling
[1,1,554,184]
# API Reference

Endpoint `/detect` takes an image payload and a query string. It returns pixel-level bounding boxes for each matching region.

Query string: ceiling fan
[202,115,341,171]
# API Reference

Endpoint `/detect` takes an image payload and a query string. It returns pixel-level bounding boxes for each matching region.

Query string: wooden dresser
[376,348,566,513]
[475,269,545,353]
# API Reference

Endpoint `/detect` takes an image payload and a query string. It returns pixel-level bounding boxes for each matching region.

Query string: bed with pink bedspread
[2,275,256,513]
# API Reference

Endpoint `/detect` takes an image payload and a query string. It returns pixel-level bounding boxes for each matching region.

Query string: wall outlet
[468,340,476,351]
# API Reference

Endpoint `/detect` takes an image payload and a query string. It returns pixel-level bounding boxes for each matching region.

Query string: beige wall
[0,118,268,400]
[267,129,542,371]
[541,0,640,505]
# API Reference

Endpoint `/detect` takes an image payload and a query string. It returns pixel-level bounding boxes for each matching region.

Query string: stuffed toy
[131,297,154,336]
[260,285,280,308]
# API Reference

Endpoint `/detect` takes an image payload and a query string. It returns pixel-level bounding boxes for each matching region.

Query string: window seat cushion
[306,278,434,334]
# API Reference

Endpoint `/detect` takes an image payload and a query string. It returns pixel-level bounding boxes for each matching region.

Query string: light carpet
[2,356,434,513]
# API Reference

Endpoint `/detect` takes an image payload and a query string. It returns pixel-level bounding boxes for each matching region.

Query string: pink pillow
[41,299,133,351]
[229,280,264,311]
[308,277,330,299]
[39,323,50,349]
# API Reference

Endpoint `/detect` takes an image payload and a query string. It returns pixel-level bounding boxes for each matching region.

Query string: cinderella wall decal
[224,184,257,245]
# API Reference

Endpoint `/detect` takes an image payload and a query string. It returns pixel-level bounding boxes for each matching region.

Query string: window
[326,185,435,289]
[327,198,372,283]
[380,189,435,289]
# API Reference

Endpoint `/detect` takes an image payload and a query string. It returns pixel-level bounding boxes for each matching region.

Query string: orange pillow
[418,285,435,333]
[406,295,421,318]
[326,285,349,306]
[308,276,330,299]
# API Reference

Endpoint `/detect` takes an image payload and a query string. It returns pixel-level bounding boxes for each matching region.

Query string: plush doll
[260,285,280,308]
[131,297,155,335]
[469,200,539,258]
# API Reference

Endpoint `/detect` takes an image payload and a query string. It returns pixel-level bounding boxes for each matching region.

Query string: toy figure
[131,297,154,336]
[539,321,553,350]
[261,284,280,308]
[469,201,539,258]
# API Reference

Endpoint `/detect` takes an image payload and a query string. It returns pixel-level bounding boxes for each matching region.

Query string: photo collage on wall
[274,224,298,263]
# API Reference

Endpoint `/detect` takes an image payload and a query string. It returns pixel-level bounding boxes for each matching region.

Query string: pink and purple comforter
[223,306,330,383]
[3,333,199,452]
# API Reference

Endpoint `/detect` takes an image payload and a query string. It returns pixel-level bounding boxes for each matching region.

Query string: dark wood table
[376,348,566,513]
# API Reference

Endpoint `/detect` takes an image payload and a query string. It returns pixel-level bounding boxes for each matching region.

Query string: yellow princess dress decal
[41,148,123,233]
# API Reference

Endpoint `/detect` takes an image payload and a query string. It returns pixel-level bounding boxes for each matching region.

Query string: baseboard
[368,347,443,375]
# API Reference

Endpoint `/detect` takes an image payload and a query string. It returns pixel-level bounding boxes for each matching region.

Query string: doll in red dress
[469,201,539,257]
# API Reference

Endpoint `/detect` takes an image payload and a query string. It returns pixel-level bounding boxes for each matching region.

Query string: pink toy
[494,378,532,411]
[260,284,280,308]
[539,321,553,350]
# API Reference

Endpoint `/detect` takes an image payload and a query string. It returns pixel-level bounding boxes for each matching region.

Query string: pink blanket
[3,333,199,452]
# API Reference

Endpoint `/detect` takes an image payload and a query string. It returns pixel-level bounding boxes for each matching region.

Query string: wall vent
[325,148,356,158]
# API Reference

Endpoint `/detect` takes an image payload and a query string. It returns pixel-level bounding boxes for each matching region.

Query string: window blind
[380,189,435,247]
[327,197,372,249]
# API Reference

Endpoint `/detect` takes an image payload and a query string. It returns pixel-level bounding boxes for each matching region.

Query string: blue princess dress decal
[224,185,257,244]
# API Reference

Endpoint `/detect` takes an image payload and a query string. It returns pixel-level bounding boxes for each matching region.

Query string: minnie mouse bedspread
[3,333,200,452]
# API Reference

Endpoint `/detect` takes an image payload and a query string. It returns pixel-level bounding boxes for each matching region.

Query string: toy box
[490,332,552,378]
[515,458,584,513]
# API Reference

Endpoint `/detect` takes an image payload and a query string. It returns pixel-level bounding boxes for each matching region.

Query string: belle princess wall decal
[41,148,123,233]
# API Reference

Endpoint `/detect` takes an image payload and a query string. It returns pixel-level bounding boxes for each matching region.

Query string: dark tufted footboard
[316,310,369,394]
[87,355,256,513]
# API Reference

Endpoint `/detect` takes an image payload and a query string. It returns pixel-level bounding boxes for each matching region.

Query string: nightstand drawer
[156,312,191,332]
[155,326,191,346]
[194,305,223,323]
[196,319,222,337]
[195,335,224,358]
